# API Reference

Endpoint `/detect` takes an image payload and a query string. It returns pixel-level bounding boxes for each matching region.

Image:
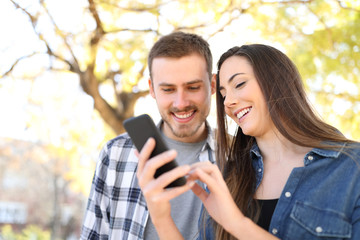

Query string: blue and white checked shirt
[81,122,215,240]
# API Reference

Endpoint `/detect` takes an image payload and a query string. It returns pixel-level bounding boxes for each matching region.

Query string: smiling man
[149,53,213,142]
[81,32,216,240]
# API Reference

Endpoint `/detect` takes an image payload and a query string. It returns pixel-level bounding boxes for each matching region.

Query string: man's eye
[162,88,174,92]
[189,86,200,90]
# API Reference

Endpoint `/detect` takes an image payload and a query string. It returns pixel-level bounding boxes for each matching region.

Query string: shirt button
[308,155,314,161]
[258,168,262,172]
[315,226,323,233]
[272,228,278,234]
[285,192,291,198]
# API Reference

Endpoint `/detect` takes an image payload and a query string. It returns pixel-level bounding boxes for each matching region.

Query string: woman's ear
[211,73,216,95]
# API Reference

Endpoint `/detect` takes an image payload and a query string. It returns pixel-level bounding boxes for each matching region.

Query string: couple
[81,32,360,240]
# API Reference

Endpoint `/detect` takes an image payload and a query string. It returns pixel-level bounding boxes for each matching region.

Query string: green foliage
[1,225,50,240]
[244,0,360,140]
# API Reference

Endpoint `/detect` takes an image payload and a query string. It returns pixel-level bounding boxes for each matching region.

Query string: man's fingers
[137,138,156,175]
[151,180,195,202]
[137,149,178,188]
[149,164,190,191]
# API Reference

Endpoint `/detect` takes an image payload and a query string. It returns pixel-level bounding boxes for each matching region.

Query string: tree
[1,0,359,139]
[244,0,360,139]
[3,0,241,134]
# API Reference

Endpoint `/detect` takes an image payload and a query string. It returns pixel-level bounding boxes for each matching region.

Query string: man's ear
[211,73,216,95]
[148,78,156,98]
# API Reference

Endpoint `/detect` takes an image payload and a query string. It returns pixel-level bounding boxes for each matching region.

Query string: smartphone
[123,114,187,188]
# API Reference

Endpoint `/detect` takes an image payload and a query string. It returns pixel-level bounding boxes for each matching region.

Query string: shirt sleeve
[80,146,111,240]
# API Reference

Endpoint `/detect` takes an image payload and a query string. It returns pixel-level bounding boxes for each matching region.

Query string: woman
[190,44,360,239]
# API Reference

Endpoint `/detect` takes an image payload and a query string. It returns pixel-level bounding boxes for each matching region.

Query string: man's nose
[173,91,190,110]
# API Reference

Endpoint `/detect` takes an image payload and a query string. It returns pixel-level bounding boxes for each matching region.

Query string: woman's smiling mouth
[236,107,252,120]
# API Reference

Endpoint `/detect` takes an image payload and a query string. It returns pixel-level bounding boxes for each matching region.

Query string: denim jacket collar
[251,142,345,163]
[251,141,347,189]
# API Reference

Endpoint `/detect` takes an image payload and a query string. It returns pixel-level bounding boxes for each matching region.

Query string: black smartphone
[123,114,187,188]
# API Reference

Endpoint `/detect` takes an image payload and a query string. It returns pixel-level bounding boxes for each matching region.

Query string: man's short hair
[148,32,212,81]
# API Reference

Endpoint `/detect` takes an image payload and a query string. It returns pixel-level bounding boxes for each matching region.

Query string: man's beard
[163,119,203,138]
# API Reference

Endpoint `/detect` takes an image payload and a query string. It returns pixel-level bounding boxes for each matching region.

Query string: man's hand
[135,138,194,236]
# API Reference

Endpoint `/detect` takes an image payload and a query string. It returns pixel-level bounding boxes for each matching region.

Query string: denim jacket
[198,142,360,240]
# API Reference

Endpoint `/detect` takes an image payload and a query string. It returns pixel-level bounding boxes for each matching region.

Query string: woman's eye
[235,82,245,88]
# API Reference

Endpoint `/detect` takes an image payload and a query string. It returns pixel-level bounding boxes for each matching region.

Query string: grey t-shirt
[143,134,206,240]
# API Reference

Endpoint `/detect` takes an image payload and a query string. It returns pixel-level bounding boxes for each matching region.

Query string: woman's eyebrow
[228,73,244,83]
[219,73,245,91]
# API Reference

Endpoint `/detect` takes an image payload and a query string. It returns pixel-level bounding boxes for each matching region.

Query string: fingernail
[187,181,195,187]
[182,165,190,171]
[168,149,177,155]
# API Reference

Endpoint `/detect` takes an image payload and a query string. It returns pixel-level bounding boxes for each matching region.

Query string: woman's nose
[223,91,237,108]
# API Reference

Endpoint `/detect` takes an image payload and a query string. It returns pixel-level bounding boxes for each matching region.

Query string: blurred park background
[0,0,359,239]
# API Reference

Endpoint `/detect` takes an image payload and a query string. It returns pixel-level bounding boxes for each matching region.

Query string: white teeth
[236,108,251,119]
[174,112,194,119]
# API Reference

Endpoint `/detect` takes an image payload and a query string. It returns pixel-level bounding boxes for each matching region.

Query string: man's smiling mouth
[174,111,195,119]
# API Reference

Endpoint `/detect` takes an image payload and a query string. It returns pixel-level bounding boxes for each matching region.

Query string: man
[81,31,216,240]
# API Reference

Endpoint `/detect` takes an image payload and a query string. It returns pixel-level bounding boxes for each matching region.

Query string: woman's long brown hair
[213,44,355,240]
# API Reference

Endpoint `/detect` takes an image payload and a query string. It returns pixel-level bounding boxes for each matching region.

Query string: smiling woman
[218,55,271,137]
[203,44,360,240]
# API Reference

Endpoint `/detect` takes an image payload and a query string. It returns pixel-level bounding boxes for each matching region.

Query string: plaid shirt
[81,122,215,240]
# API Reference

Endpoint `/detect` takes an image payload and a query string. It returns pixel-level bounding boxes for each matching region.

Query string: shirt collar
[250,141,346,165]
[309,143,345,158]
[156,120,215,153]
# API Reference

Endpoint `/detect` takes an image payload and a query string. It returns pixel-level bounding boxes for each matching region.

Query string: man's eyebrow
[158,79,204,87]
[158,83,174,87]
[185,79,203,85]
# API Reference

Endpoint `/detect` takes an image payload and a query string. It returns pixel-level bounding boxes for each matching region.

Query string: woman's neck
[255,129,311,163]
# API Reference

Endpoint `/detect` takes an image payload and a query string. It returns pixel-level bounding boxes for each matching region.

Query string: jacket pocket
[289,201,351,238]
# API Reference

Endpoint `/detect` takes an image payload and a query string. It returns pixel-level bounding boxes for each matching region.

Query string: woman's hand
[189,161,245,232]
[189,162,279,240]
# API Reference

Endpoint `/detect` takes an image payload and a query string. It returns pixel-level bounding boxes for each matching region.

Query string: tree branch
[105,28,159,34]
[336,0,360,12]
[96,0,174,12]
[259,0,314,4]
[39,0,80,70]
[9,0,79,73]
[10,0,38,28]
[1,52,38,78]
[88,0,105,46]
[305,5,334,50]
